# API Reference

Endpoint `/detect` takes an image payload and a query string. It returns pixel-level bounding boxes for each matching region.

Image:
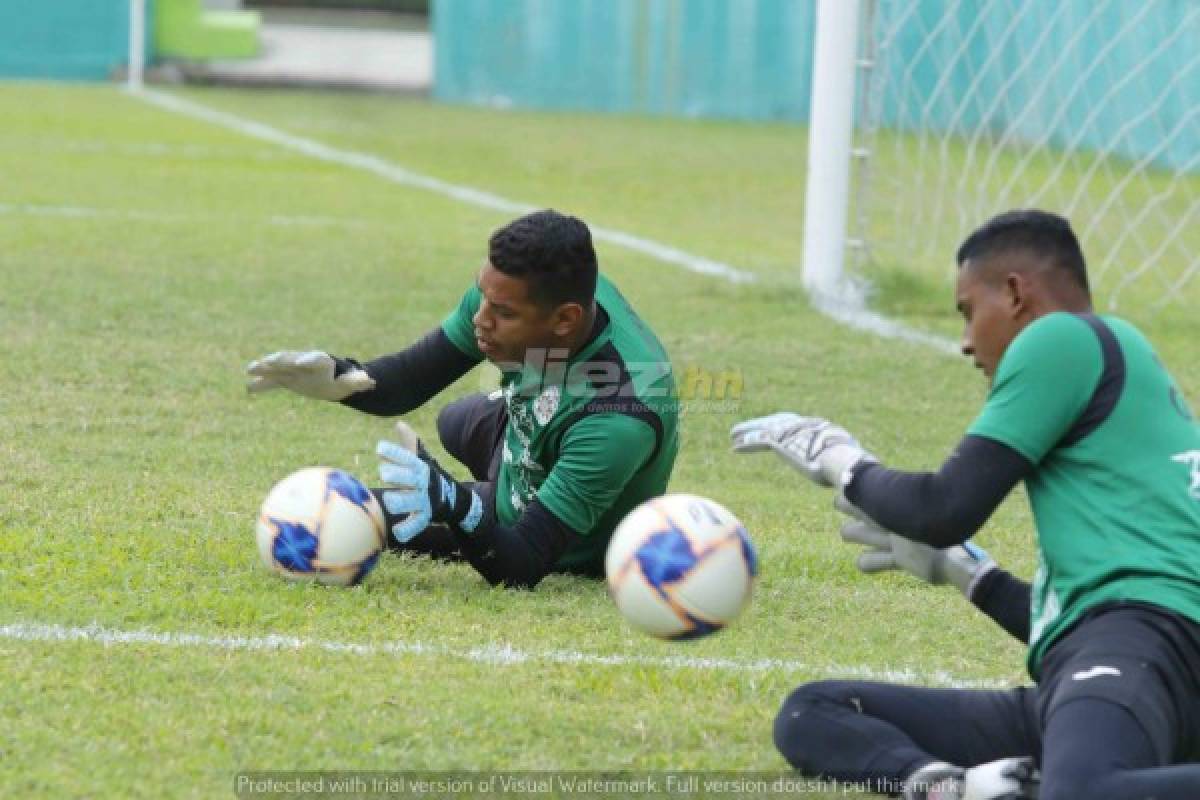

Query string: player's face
[955,262,1023,383]
[472,263,563,368]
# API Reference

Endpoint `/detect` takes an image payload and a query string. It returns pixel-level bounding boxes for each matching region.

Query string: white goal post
[801,0,861,302]
[127,0,146,91]
[803,0,1200,314]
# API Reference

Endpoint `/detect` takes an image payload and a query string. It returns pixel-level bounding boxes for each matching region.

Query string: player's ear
[1005,272,1032,318]
[551,302,584,336]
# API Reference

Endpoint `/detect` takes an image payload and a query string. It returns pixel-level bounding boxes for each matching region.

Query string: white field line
[130,88,959,352]
[0,138,295,161]
[132,88,749,286]
[810,288,962,356]
[0,621,1011,689]
[0,201,372,229]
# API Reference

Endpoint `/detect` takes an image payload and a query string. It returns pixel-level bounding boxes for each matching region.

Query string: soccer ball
[605,493,757,640]
[255,467,387,587]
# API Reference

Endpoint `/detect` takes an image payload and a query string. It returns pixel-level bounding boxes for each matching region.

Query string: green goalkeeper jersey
[968,312,1200,679]
[442,274,679,572]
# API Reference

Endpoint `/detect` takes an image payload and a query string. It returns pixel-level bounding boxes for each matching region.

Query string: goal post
[804,0,1200,316]
[127,0,146,91]
[801,0,861,302]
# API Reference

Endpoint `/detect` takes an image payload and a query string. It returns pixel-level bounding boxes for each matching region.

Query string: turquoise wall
[433,0,1197,172]
[0,0,152,81]
[433,0,817,120]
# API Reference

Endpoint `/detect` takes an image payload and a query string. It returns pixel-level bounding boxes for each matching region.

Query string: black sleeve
[843,434,1034,548]
[969,567,1032,644]
[452,497,583,589]
[337,328,479,417]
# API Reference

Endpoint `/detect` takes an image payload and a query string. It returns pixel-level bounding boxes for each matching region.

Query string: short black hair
[956,209,1089,292]
[488,210,598,309]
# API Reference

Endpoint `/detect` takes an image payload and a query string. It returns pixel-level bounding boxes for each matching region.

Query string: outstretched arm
[246,328,479,415]
[732,414,1034,641]
[730,414,1032,548]
[844,434,1033,548]
[340,328,479,416]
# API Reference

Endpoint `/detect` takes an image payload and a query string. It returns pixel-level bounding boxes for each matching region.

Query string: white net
[850,0,1200,314]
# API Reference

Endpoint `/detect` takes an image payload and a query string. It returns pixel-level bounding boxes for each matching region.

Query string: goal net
[846,0,1200,315]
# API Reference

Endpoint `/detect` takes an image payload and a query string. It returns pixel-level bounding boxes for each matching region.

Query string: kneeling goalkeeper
[734,210,1200,799]
[246,210,679,589]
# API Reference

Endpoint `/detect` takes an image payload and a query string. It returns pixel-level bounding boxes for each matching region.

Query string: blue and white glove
[246,350,375,401]
[731,413,877,488]
[376,421,485,543]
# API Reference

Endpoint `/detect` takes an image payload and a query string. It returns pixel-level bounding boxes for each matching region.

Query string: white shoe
[903,757,1039,800]
[902,761,965,800]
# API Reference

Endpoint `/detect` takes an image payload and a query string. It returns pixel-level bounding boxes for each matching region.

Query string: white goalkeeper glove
[838,512,995,597]
[731,413,877,488]
[245,350,375,401]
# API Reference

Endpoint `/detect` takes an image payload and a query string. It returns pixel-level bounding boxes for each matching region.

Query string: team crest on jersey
[1173,450,1200,499]
[533,386,561,426]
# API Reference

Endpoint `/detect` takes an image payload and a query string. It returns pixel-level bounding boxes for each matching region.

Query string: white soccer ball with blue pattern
[605,493,757,639]
[255,467,387,587]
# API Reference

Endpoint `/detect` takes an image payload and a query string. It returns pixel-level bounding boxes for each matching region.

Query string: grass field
[1,82,1196,798]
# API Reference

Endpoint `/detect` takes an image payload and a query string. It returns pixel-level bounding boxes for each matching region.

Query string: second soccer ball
[605,493,757,640]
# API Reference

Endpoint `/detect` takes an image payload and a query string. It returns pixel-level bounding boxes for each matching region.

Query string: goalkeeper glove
[376,421,486,543]
[246,350,375,401]
[731,412,877,488]
[838,514,995,597]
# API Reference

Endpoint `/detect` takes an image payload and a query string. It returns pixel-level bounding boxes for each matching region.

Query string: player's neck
[1027,281,1093,319]
[1039,295,1093,317]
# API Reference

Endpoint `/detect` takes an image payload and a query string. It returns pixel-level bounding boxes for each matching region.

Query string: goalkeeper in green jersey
[247,209,679,589]
[734,210,1200,800]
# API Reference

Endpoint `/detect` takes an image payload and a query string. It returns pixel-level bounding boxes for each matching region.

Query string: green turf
[0,82,1195,798]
